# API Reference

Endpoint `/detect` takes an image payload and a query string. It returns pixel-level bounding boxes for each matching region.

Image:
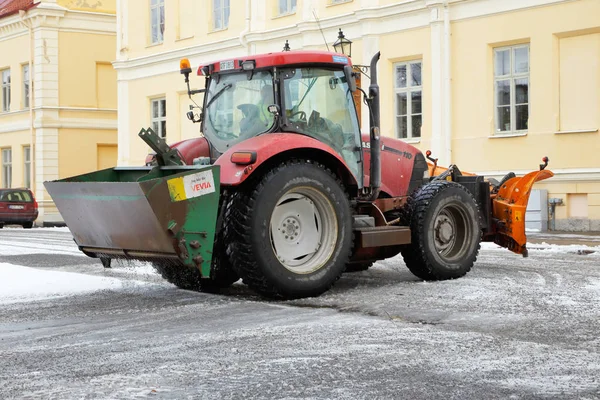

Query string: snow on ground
[481,241,600,255]
[0,263,153,305]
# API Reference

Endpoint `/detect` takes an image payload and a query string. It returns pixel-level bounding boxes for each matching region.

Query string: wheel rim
[269,187,338,274]
[433,202,472,262]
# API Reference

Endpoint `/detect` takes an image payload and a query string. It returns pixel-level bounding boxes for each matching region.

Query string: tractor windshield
[204,71,275,153]
[282,68,362,179]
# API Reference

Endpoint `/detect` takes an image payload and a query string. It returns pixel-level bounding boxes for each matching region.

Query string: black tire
[22,222,33,229]
[345,262,373,273]
[226,160,352,299]
[153,231,239,293]
[0,223,4,229]
[400,181,481,281]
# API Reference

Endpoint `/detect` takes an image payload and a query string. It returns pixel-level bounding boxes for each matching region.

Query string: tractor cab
[183,51,364,180]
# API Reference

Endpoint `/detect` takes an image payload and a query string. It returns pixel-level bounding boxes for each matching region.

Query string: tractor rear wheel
[227,160,352,299]
[401,180,481,280]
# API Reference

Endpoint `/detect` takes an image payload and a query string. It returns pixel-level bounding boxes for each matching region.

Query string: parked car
[0,188,39,229]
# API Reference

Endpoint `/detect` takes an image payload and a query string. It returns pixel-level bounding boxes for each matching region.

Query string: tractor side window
[204,71,275,153]
[283,68,362,179]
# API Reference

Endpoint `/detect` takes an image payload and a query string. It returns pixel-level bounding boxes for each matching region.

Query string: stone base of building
[552,219,600,233]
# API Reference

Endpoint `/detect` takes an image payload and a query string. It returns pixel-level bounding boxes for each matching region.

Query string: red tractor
[45,50,553,299]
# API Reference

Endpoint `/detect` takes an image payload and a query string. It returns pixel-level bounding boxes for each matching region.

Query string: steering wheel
[288,110,307,121]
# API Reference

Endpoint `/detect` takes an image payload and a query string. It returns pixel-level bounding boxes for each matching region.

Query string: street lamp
[332,29,352,57]
[333,28,369,76]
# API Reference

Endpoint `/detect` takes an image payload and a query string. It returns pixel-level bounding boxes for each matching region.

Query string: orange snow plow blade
[492,169,554,256]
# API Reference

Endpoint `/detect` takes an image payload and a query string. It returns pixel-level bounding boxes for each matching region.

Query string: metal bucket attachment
[44,165,220,276]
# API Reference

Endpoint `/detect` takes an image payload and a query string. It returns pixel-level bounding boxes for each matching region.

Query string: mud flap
[492,169,554,256]
[44,165,220,277]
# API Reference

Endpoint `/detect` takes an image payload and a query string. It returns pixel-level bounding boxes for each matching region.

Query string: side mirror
[344,65,357,92]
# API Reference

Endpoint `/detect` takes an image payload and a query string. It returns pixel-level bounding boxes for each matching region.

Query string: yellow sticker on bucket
[167,170,215,202]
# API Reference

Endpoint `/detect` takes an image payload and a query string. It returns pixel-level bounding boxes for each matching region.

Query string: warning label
[183,170,215,199]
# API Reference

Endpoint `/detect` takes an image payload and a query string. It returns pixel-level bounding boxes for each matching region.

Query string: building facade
[0,0,117,224]
[114,0,600,231]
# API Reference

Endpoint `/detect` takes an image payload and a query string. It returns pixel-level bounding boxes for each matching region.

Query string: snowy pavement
[0,228,599,399]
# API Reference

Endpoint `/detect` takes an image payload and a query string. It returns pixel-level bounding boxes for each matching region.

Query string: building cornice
[113,0,576,81]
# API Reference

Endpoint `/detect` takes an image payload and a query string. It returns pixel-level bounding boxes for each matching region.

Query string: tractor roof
[197,50,352,75]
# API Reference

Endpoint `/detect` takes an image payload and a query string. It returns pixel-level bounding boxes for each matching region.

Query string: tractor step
[356,225,411,248]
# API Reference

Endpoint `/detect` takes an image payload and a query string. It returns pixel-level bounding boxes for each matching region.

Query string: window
[394,61,422,139]
[278,0,296,15]
[150,0,165,44]
[2,149,12,188]
[213,0,230,30]
[494,44,529,134]
[22,64,30,109]
[23,146,31,188]
[2,69,10,112]
[331,0,352,4]
[151,98,167,139]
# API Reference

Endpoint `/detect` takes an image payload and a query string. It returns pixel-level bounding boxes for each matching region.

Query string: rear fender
[492,169,554,255]
[215,133,358,187]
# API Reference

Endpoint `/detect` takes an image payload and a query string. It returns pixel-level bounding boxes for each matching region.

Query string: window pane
[411,91,422,114]
[151,8,158,42]
[278,0,287,14]
[160,99,166,117]
[411,63,422,87]
[515,78,528,104]
[396,92,407,116]
[495,49,510,76]
[291,0,297,12]
[152,121,159,134]
[395,65,406,88]
[161,120,167,138]
[513,46,529,74]
[497,106,511,132]
[496,80,510,106]
[412,115,422,138]
[224,0,230,28]
[397,116,407,138]
[159,4,165,38]
[152,100,158,118]
[515,105,528,130]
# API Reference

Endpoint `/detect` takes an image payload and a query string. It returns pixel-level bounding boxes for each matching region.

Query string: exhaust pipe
[368,52,381,200]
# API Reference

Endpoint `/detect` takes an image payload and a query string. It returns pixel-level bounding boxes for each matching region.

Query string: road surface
[1,228,599,399]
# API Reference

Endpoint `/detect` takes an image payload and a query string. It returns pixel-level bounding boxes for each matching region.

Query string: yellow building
[0,0,117,225]
[114,0,600,232]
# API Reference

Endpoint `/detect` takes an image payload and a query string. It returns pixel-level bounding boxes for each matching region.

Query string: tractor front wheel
[401,180,481,280]
[227,160,352,299]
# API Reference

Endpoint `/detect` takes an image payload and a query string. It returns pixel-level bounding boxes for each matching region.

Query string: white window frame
[150,0,165,44]
[2,69,10,112]
[278,0,297,15]
[22,64,30,109]
[213,0,230,30]
[494,44,530,135]
[2,148,12,188]
[23,146,31,189]
[393,60,423,140]
[151,98,167,139]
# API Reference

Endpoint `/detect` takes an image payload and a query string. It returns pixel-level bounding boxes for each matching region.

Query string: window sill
[272,11,296,19]
[555,128,598,135]
[146,41,164,49]
[400,138,421,144]
[175,36,194,42]
[326,0,353,6]
[489,132,527,139]
[209,27,229,34]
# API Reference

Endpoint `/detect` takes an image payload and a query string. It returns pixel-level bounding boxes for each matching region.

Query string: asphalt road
[1,228,599,399]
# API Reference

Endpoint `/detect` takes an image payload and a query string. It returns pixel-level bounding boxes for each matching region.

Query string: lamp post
[332,28,369,76]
